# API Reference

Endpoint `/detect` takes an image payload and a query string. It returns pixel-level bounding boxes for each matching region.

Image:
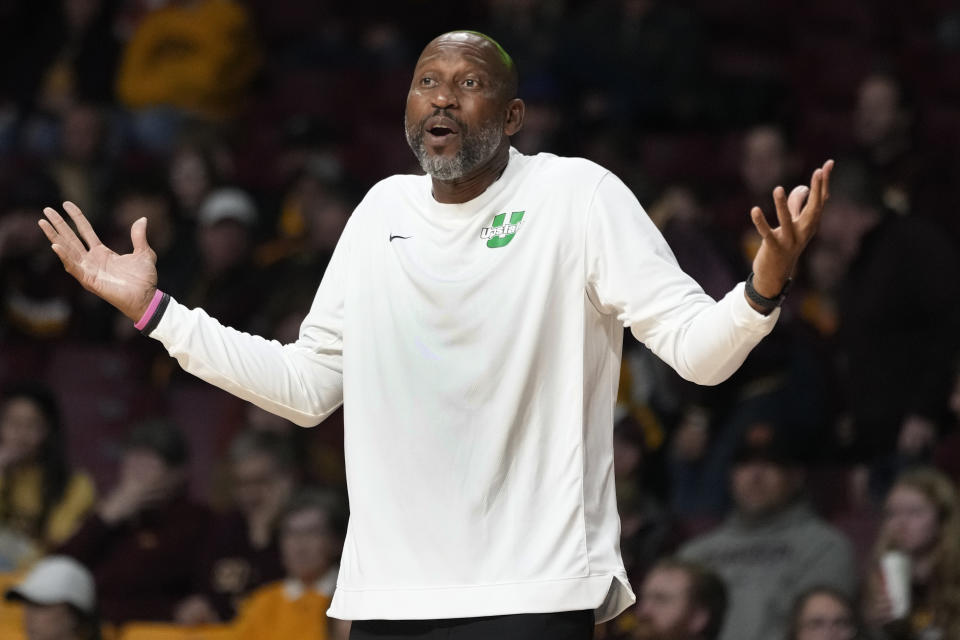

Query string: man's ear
[504,98,525,136]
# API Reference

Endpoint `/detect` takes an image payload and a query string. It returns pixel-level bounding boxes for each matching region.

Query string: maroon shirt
[58,493,211,624]
[192,510,284,621]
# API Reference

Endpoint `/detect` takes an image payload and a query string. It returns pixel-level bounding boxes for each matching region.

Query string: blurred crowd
[1,0,960,639]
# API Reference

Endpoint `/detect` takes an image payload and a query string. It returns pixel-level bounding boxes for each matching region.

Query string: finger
[49,243,83,279]
[805,168,824,214]
[750,206,774,240]
[37,218,60,245]
[787,185,809,219]
[130,217,151,254]
[772,186,796,244]
[801,168,828,235]
[821,159,834,201]
[39,221,81,273]
[63,201,102,249]
[42,207,86,253]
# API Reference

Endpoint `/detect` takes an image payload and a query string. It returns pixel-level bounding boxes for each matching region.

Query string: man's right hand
[39,201,158,322]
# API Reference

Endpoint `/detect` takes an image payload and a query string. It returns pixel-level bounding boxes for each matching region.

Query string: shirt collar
[282,566,338,600]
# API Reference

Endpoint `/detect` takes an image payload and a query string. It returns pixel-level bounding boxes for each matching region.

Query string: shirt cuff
[134,290,171,336]
[730,281,781,329]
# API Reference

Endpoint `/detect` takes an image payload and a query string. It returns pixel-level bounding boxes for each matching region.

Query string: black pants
[349,610,594,640]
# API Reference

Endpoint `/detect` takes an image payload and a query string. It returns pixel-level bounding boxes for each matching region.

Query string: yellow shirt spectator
[0,465,95,553]
[233,571,337,640]
[0,384,96,570]
[116,0,261,121]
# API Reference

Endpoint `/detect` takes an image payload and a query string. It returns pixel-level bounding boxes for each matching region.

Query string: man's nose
[431,83,458,109]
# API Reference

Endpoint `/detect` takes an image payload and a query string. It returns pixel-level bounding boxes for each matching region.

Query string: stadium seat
[0,344,49,389]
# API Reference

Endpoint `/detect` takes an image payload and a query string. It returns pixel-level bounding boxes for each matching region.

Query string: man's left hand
[748,159,834,308]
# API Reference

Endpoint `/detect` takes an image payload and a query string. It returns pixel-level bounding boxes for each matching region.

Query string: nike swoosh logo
[389,235,412,241]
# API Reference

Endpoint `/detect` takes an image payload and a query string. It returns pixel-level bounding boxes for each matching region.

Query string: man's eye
[463,78,478,88]
[420,77,435,86]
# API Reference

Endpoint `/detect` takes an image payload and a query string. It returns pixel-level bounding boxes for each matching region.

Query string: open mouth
[423,115,460,143]
[428,126,456,137]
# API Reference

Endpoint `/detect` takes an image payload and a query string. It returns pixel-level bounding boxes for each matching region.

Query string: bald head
[419,31,519,102]
[405,30,525,189]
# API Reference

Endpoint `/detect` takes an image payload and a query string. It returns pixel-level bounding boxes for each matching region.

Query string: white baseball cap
[198,187,258,227]
[5,555,96,614]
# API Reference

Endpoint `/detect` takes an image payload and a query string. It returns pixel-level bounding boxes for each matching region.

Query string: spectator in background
[0,175,77,340]
[116,0,262,151]
[58,419,209,625]
[863,467,960,639]
[851,72,917,218]
[820,162,960,498]
[634,557,727,640]
[258,166,353,270]
[232,489,349,640]
[647,184,737,302]
[175,429,295,624]
[242,401,346,491]
[107,176,196,306]
[851,71,957,238]
[613,415,674,581]
[4,555,101,640]
[252,171,355,337]
[167,137,227,222]
[680,421,856,640]
[0,383,94,570]
[180,187,264,333]
[788,586,862,640]
[717,124,801,270]
[47,103,112,223]
[9,0,120,156]
[77,176,197,355]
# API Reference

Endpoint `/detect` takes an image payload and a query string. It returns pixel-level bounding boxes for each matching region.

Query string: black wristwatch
[745,272,792,314]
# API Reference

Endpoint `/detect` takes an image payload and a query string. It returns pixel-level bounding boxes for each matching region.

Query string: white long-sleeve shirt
[148,148,778,623]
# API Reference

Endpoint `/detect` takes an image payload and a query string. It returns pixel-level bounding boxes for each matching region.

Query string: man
[634,558,727,640]
[716,123,801,270]
[679,421,856,640]
[816,162,960,498]
[39,31,832,640]
[174,429,296,624]
[183,187,265,333]
[4,555,101,640]
[233,489,350,640]
[57,419,209,625]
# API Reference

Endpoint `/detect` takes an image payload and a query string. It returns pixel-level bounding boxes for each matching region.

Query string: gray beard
[405,115,502,181]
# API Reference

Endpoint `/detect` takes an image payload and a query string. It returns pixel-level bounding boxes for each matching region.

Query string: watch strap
[745,272,792,312]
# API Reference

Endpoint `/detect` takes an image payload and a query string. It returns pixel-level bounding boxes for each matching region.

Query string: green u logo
[482,211,526,248]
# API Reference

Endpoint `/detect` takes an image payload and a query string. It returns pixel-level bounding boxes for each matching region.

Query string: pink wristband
[134,290,165,331]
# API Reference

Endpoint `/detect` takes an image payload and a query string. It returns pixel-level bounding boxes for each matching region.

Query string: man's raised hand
[39,201,158,322]
[749,159,834,302]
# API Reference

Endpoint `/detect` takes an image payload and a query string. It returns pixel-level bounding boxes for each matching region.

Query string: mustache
[419,109,467,133]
